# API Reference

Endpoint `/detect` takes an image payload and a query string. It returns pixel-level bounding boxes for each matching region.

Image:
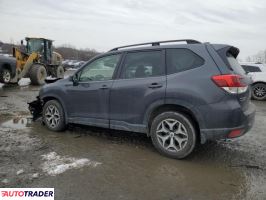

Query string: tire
[29,64,47,85]
[252,83,266,101]
[56,66,64,78]
[42,100,66,131]
[0,68,11,83]
[150,111,197,159]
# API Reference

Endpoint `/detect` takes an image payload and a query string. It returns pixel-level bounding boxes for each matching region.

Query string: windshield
[27,39,44,54]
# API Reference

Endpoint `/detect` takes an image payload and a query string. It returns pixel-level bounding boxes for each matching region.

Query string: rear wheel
[150,111,196,159]
[29,64,47,85]
[252,83,266,101]
[0,68,11,83]
[42,100,66,131]
[56,65,64,78]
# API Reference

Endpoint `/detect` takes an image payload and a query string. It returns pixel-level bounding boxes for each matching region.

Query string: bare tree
[246,49,266,63]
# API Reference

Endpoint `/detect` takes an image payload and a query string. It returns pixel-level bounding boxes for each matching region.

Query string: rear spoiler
[212,44,239,58]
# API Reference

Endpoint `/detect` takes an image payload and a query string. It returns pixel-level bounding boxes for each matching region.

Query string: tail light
[228,129,243,138]
[211,74,248,94]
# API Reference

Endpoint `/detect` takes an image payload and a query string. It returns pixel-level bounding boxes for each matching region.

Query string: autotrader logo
[0,188,54,200]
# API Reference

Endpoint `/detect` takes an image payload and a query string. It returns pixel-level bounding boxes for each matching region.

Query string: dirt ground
[0,74,266,200]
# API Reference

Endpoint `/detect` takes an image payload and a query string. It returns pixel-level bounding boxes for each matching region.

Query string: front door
[66,53,121,128]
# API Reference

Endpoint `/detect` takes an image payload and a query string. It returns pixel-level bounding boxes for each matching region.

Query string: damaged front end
[28,96,43,121]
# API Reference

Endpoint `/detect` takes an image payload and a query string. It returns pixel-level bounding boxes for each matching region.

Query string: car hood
[39,77,71,97]
[0,55,16,63]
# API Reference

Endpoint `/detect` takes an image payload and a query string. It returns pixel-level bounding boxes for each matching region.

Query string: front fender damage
[28,96,43,121]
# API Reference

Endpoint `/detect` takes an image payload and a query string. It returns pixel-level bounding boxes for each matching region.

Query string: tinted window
[241,65,261,73]
[227,53,246,75]
[166,49,204,74]
[121,51,164,79]
[79,54,121,82]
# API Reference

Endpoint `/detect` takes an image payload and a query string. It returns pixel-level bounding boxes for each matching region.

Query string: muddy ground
[0,73,266,200]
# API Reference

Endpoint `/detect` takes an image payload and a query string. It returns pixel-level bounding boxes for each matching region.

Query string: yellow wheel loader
[0,37,64,85]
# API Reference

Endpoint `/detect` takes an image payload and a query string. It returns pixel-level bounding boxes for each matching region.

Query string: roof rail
[109,39,201,51]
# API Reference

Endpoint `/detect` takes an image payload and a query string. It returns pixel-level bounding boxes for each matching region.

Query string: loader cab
[25,37,53,65]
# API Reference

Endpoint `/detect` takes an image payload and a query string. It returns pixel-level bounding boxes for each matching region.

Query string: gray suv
[29,39,256,159]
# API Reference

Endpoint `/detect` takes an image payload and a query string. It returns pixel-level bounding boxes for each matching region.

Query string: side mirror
[72,74,79,86]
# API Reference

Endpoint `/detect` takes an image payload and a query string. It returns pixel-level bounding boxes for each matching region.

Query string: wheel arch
[42,95,68,124]
[145,103,203,143]
[252,81,266,86]
[1,63,16,77]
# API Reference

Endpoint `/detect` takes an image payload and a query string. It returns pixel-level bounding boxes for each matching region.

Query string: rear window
[226,53,246,75]
[166,49,204,74]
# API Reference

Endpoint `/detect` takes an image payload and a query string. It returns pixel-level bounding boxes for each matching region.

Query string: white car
[240,63,266,100]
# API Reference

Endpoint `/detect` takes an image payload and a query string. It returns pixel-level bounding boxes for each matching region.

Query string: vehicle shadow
[67,123,152,147]
[66,123,242,162]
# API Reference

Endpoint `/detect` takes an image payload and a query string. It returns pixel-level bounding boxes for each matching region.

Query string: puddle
[0,117,32,129]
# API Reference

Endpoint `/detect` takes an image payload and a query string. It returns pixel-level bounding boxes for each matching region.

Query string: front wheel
[150,111,197,159]
[0,68,11,83]
[252,83,266,101]
[42,100,66,131]
[29,64,47,85]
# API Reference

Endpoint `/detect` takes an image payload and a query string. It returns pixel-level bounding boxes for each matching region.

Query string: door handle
[100,85,109,89]
[148,83,163,89]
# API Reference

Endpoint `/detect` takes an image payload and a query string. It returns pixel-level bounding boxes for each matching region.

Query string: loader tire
[56,65,64,78]
[29,64,47,85]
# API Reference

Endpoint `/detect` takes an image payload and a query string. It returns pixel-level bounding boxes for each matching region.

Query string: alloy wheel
[45,105,60,128]
[3,70,11,82]
[254,86,266,98]
[156,119,188,152]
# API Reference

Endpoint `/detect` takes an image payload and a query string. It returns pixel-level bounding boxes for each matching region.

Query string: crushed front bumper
[28,96,43,121]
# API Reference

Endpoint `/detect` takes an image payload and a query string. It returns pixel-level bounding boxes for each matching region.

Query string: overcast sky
[0,0,265,59]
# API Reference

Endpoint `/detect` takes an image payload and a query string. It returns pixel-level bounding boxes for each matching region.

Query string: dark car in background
[29,39,256,159]
[0,55,16,83]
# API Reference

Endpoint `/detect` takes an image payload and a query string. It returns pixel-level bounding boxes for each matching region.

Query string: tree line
[0,41,100,61]
[246,50,266,63]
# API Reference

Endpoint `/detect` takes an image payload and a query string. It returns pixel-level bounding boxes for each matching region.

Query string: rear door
[109,50,166,131]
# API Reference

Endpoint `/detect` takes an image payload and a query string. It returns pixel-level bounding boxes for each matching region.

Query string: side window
[241,65,261,73]
[121,51,164,79]
[79,54,121,82]
[166,49,204,74]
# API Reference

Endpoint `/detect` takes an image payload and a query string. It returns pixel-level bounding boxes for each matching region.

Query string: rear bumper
[200,103,256,143]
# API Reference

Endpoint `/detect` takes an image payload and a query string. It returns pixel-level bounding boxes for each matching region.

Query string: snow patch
[66,68,78,71]
[31,173,39,178]
[16,169,24,175]
[1,179,9,184]
[18,78,31,86]
[41,152,101,176]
